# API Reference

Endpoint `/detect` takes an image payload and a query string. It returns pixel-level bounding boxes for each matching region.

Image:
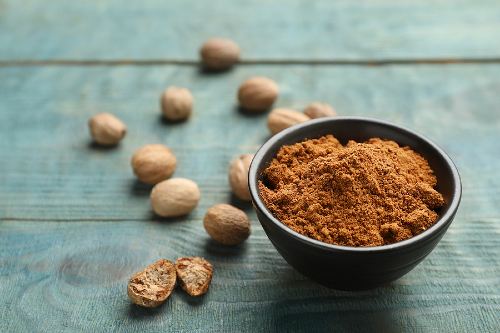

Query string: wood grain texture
[0,64,499,331]
[1,65,499,221]
[0,219,498,332]
[1,1,499,331]
[1,0,500,61]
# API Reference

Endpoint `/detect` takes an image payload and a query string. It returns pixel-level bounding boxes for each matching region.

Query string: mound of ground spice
[259,135,445,247]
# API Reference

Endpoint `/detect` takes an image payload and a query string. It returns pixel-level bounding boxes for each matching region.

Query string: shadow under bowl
[248,117,461,290]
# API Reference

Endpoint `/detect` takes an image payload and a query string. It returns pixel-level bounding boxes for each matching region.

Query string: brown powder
[258,135,445,247]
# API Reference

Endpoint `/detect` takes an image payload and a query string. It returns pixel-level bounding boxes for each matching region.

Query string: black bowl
[249,117,461,290]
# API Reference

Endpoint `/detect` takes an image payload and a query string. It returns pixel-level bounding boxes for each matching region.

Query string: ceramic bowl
[249,117,461,290]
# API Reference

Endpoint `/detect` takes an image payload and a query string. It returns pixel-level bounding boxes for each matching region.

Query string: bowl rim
[248,116,462,253]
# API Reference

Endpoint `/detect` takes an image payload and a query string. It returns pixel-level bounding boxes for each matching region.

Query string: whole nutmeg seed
[203,204,250,245]
[267,108,310,135]
[127,259,176,308]
[304,102,337,119]
[228,154,253,201]
[88,112,127,145]
[151,178,201,217]
[200,38,240,71]
[238,77,279,112]
[131,144,177,185]
[160,86,193,121]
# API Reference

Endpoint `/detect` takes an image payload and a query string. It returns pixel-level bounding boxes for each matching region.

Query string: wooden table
[1,1,499,332]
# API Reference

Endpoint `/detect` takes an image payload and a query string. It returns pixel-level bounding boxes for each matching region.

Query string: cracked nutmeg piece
[127,259,177,308]
[175,257,213,296]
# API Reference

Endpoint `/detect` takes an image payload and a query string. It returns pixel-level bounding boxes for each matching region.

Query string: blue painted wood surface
[0,219,498,332]
[0,1,499,332]
[1,65,499,221]
[0,0,500,61]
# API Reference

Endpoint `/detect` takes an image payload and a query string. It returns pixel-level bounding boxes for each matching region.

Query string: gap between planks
[2,57,500,67]
[0,217,156,222]
[2,217,499,223]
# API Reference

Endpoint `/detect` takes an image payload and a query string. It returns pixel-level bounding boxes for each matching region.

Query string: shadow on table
[127,303,165,320]
[177,290,208,307]
[157,114,190,126]
[229,193,253,212]
[263,282,403,333]
[235,105,269,118]
[146,213,194,225]
[126,293,206,321]
[86,141,122,151]
[129,179,152,197]
[204,238,248,257]
[197,66,234,76]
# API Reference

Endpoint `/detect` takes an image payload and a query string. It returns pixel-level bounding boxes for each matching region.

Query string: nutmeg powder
[259,135,445,247]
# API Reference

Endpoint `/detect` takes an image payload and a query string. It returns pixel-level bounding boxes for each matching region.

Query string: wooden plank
[0,219,498,332]
[1,0,500,61]
[0,64,499,331]
[1,64,499,221]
